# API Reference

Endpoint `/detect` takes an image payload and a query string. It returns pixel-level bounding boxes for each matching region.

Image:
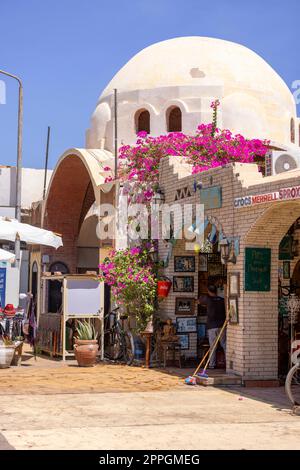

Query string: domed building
[30,37,300,384]
[87,36,299,159]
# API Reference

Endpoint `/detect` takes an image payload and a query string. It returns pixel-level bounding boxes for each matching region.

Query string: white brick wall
[158,157,300,381]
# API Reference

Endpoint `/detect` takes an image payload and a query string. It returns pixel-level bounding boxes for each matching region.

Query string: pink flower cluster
[98,245,156,299]
[116,122,269,202]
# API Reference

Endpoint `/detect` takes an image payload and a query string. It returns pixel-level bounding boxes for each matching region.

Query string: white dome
[101,36,293,107]
[86,37,297,150]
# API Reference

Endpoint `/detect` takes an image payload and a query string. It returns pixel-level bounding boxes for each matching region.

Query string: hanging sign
[245,247,271,291]
[200,186,222,209]
[0,267,6,308]
[234,184,300,208]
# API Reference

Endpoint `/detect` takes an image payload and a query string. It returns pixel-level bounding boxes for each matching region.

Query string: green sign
[279,235,293,260]
[245,247,271,291]
[199,186,222,209]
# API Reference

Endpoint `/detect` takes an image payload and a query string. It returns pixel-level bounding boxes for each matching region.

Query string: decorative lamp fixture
[152,188,165,205]
[220,238,236,264]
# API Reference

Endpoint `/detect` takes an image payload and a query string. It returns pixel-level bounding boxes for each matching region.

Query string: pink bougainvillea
[114,118,269,202]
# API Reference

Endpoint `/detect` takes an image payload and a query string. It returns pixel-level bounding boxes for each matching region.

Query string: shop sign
[234,184,300,208]
[200,186,222,209]
[245,247,271,292]
[0,267,6,308]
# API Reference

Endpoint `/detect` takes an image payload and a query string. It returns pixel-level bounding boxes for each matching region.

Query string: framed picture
[199,253,208,272]
[173,276,194,292]
[177,334,189,350]
[228,272,240,297]
[228,297,238,324]
[176,316,197,333]
[175,297,195,315]
[283,261,290,279]
[174,256,195,272]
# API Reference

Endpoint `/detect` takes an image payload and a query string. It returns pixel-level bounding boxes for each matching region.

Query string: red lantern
[157,280,172,298]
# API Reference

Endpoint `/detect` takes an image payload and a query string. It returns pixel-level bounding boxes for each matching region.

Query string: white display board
[65,278,102,316]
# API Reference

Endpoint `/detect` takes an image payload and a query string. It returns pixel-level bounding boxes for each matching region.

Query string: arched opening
[167,106,182,132]
[48,261,69,313]
[245,201,300,380]
[291,117,295,143]
[135,109,150,134]
[43,154,98,274]
[43,150,114,317]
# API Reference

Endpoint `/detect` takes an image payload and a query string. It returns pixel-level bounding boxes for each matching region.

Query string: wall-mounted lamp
[193,180,203,192]
[152,188,165,205]
[219,238,236,264]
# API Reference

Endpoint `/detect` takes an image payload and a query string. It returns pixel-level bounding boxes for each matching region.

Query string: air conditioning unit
[265,149,300,176]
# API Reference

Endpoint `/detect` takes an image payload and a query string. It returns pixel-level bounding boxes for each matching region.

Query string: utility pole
[0,70,23,266]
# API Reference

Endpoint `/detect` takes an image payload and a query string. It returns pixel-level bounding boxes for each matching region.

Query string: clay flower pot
[74,339,98,367]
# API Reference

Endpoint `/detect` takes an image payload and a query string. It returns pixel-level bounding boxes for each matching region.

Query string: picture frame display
[173,276,194,292]
[175,297,195,315]
[176,316,197,333]
[177,333,189,350]
[228,297,238,324]
[228,272,240,297]
[174,256,195,272]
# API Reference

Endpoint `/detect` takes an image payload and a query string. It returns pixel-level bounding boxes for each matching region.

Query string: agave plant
[76,321,98,341]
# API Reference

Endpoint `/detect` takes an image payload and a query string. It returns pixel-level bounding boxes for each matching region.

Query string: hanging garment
[28,299,37,347]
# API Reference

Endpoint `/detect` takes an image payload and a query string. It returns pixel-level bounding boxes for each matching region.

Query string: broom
[185,318,229,385]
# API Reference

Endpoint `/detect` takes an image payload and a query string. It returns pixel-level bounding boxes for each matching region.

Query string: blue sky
[0,0,299,169]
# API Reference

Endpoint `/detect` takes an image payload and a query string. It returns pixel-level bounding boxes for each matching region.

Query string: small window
[135,109,150,134]
[291,118,295,143]
[167,106,182,132]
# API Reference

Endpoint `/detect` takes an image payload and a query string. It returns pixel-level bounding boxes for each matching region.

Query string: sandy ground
[1,348,299,450]
[0,349,184,395]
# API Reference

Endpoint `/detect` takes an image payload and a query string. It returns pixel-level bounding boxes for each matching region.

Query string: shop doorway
[31,262,38,302]
[278,222,300,378]
[197,230,227,369]
[48,262,69,313]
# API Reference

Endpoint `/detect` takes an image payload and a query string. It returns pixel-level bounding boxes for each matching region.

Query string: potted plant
[74,321,98,367]
[0,339,16,369]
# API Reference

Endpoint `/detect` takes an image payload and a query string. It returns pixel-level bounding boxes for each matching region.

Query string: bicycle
[102,307,135,365]
[285,362,300,407]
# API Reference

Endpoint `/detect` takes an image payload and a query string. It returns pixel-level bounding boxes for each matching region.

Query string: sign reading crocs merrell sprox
[234,185,300,208]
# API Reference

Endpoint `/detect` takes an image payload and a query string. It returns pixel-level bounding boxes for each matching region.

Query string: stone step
[195,374,242,386]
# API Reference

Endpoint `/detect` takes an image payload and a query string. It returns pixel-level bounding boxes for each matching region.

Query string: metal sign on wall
[234,184,300,208]
[200,186,222,209]
[245,247,271,292]
[0,267,6,308]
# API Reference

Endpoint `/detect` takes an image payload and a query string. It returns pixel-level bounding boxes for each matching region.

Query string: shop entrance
[278,220,300,378]
[197,231,227,369]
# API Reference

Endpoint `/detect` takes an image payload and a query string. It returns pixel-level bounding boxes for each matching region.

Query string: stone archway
[42,148,114,274]
[239,200,300,383]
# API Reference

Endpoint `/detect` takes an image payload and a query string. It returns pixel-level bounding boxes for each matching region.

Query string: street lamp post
[0,70,23,266]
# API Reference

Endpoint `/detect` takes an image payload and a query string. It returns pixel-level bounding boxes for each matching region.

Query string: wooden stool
[162,341,182,368]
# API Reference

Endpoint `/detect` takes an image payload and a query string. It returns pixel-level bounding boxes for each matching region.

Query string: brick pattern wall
[158,157,300,380]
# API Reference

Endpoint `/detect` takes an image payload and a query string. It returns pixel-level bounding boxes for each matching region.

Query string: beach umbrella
[0,248,15,263]
[0,217,62,249]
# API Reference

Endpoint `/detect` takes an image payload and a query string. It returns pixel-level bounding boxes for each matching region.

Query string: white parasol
[0,217,63,249]
[0,248,15,263]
